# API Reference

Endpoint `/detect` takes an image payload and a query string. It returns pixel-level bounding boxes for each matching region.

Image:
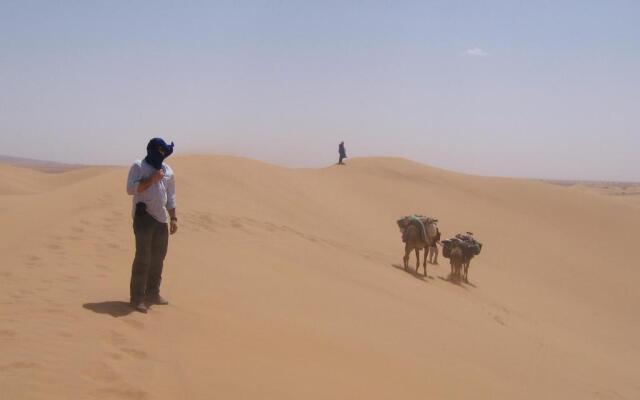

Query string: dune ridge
[0,155,638,399]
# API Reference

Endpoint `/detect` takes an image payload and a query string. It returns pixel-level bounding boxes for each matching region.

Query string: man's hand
[151,169,165,183]
[168,209,177,234]
[137,170,165,193]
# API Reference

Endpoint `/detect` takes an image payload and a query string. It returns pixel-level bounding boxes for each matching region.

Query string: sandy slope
[0,156,638,400]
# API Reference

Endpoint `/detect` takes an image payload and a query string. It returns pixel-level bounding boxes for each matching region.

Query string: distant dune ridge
[0,155,638,399]
[0,154,89,173]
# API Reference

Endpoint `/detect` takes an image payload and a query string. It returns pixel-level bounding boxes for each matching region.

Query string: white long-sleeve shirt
[126,160,176,223]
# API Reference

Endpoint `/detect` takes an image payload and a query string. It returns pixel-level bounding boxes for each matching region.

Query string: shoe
[147,294,169,305]
[130,301,148,313]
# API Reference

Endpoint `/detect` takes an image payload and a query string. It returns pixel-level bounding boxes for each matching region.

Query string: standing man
[338,141,347,165]
[126,138,178,313]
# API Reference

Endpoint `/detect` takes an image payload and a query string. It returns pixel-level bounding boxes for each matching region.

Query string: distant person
[126,138,178,313]
[338,141,347,165]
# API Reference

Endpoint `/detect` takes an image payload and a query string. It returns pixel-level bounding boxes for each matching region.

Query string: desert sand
[1,155,638,399]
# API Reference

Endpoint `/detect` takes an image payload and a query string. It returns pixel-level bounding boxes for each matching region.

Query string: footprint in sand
[82,361,120,383]
[122,319,145,330]
[102,225,116,233]
[44,307,74,317]
[61,274,79,282]
[0,361,41,371]
[24,255,43,268]
[9,292,25,301]
[96,386,149,400]
[41,307,79,322]
[120,348,148,360]
[0,329,17,338]
[594,389,626,399]
[46,242,63,251]
[17,288,34,296]
[107,330,128,346]
[493,315,508,327]
[107,352,124,361]
[106,242,122,250]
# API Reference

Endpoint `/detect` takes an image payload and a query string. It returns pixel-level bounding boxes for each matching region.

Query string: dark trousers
[130,212,169,302]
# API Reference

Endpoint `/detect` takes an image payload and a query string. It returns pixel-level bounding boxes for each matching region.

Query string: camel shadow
[437,275,477,289]
[390,264,434,281]
[463,280,477,288]
[83,301,134,318]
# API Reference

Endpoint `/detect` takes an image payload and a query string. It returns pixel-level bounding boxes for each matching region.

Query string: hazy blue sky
[1,1,638,180]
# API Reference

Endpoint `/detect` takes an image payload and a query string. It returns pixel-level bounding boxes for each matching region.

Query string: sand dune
[1,155,638,399]
[0,154,88,173]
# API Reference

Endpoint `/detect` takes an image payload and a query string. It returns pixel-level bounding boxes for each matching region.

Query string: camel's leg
[415,248,421,272]
[464,259,471,282]
[421,252,427,276]
[423,246,428,268]
[403,244,410,270]
[432,246,439,265]
[422,246,428,276]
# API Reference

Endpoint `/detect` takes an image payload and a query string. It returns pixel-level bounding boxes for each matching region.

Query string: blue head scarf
[145,138,174,170]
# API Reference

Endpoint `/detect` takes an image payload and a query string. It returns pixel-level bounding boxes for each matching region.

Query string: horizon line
[1,152,638,185]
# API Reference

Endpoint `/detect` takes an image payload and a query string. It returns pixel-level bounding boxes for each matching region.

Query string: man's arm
[126,163,141,195]
[136,170,164,194]
[126,164,164,195]
[166,171,177,234]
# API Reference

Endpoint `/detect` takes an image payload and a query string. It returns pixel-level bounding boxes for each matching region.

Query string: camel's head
[397,218,409,232]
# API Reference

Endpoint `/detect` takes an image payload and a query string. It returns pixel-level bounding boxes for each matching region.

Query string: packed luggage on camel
[396,215,440,276]
[441,232,483,282]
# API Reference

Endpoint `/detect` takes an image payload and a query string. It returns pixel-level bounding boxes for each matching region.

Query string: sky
[1,0,638,181]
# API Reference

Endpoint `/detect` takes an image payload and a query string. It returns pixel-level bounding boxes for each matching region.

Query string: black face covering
[144,138,174,170]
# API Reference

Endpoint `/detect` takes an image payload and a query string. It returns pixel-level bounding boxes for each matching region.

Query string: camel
[443,233,482,282]
[397,216,439,276]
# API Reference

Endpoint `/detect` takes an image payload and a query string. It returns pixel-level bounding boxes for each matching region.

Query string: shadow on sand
[390,264,434,281]
[83,301,134,317]
[437,274,477,288]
